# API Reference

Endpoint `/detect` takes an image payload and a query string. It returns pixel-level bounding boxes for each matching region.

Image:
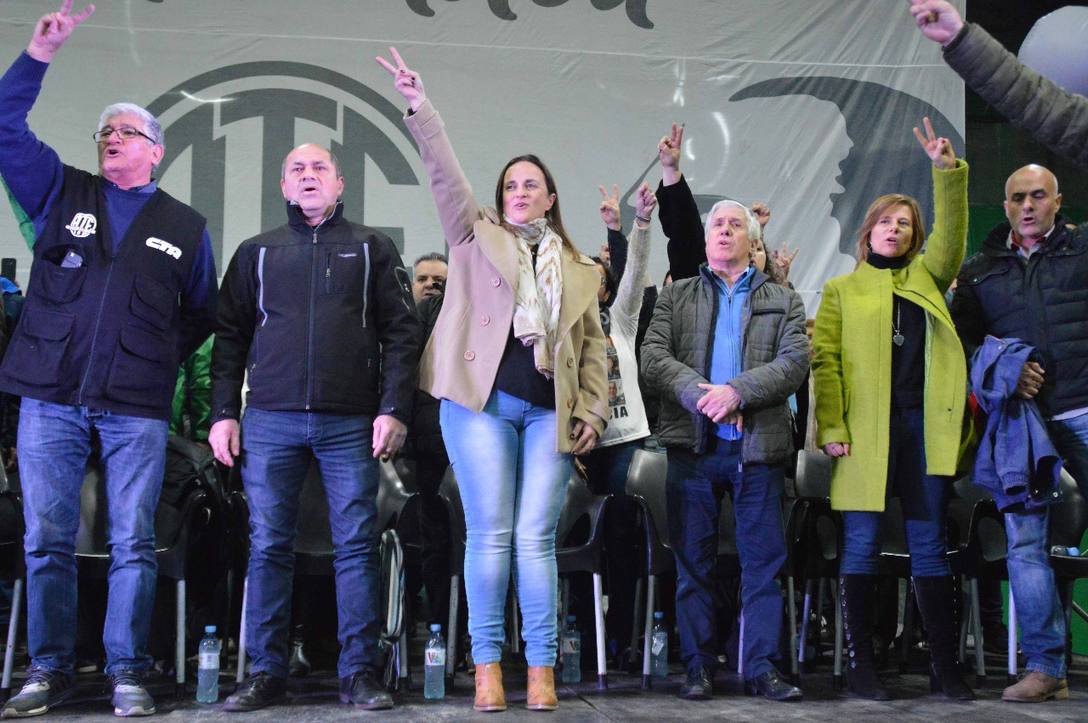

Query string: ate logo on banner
[145,62,421,269]
[406,0,652,28]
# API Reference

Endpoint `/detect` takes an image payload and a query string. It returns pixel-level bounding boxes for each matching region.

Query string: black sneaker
[744,670,803,701]
[223,672,287,712]
[338,670,393,710]
[108,671,156,717]
[677,666,713,700]
[1,668,75,718]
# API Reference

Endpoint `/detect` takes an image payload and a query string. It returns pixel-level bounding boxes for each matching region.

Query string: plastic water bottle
[424,624,446,700]
[1050,545,1080,557]
[651,611,668,678]
[559,615,581,683]
[196,625,221,703]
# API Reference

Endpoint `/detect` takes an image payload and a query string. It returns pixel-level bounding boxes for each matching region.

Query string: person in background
[412,252,447,304]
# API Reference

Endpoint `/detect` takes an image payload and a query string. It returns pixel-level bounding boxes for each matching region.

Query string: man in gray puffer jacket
[911,0,1088,170]
[641,200,808,703]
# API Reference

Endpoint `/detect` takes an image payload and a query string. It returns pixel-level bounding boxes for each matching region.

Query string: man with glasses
[0,3,217,717]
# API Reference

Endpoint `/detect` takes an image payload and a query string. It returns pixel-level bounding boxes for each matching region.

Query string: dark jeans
[241,408,382,679]
[415,455,452,627]
[666,440,787,680]
[840,406,951,577]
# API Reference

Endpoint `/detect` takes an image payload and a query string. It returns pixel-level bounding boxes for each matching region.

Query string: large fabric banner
[0,0,964,313]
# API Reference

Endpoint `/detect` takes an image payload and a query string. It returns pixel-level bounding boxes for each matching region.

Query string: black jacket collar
[286,199,345,232]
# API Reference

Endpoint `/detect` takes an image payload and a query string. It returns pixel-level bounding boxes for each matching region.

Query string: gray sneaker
[1,669,75,718]
[108,671,156,717]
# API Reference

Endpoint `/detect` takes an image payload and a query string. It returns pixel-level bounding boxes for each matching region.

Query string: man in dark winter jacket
[950,162,1086,703]
[209,143,419,712]
[0,4,217,718]
[641,199,808,703]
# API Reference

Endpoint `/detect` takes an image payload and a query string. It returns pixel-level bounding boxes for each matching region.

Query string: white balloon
[1019,6,1088,96]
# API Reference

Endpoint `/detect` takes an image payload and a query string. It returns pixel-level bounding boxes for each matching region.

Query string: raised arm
[913,116,968,292]
[0,2,95,245]
[377,47,481,246]
[655,124,707,280]
[610,183,655,323]
[911,0,1088,169]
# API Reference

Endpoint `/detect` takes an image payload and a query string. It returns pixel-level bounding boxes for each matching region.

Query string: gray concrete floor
[22,654,1088,721]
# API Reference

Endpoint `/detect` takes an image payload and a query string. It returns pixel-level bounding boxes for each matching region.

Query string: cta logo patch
[64,212,97,238]
[146,236,182,260]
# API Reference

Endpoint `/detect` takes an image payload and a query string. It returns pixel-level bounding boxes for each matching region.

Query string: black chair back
[625,449,673,576]
[794,450,832,500]
[1049,469,1088,549]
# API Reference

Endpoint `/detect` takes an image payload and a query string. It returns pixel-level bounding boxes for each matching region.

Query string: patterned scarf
[505,216,564,378]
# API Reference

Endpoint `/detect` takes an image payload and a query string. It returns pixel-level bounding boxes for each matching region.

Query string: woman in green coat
[812,118,972,702]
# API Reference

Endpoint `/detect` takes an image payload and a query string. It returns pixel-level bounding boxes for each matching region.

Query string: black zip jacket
[950,215,1088,417]
[211,201,419,423]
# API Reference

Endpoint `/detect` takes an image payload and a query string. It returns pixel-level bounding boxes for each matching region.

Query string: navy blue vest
[0,165,205,419]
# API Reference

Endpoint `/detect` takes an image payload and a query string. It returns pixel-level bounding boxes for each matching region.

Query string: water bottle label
[652,637,665,656]
[199,652,218,669]
[562,637,580,654]
[425,648,446,666]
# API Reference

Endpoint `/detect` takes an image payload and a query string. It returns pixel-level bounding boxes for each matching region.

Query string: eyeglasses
[92,126,157,144]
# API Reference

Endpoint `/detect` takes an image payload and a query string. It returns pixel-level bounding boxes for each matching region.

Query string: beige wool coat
[404,100,609,453]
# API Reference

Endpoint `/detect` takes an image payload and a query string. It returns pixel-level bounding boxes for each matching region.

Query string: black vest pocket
[130,274,174,331]
[108,325,171,395]
[4,307,74,386]
[36,260,88,305]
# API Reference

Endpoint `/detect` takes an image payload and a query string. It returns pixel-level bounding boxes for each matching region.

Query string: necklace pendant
[892,333,905,347]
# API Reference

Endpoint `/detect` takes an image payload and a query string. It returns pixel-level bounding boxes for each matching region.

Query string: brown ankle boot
[474,663,506,712]
[526,666,558,711]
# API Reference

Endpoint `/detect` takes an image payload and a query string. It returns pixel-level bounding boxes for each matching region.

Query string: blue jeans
[1000,411,1088,680]
[440,391,570,667]
[841,407,951,577]
[18,398,168,676]
[666,441,787,680]
[241,408,381,679]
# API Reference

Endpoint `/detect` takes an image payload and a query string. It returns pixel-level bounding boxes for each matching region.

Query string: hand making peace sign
[375,46,427,113]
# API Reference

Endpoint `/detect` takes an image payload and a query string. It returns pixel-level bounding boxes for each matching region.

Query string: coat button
[491,276,501,287]
[480,314,491,326]
[566,357,574,368]
[463,350,476,361]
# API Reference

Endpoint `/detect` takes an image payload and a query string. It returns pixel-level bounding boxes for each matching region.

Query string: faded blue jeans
[440,391,571,667]
[1004,410,1088,679]
[18,398,168,677]
[240,408,381,679]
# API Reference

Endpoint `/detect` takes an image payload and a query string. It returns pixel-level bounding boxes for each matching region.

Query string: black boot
[913,576,975,701]
[840,575,891,700]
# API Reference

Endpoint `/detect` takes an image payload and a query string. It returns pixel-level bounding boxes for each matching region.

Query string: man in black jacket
[209,143,419,712]
[950,163,1086,703]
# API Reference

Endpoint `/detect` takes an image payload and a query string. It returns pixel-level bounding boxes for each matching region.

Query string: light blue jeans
[1004,411,1088,679]
[440,390,571,667]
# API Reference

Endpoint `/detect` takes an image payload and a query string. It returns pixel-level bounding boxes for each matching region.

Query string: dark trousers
[666,440,787,680]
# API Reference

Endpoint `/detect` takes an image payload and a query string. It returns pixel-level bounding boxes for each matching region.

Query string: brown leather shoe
[526,666,558,711]
[474,663,507,712]
[1002,671,1069,702]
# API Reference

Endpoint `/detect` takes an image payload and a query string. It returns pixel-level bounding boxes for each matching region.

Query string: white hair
[97,102,164,149]
[704,199,761,244]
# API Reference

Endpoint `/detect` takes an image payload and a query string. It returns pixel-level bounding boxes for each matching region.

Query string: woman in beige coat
[378,49,608,712]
